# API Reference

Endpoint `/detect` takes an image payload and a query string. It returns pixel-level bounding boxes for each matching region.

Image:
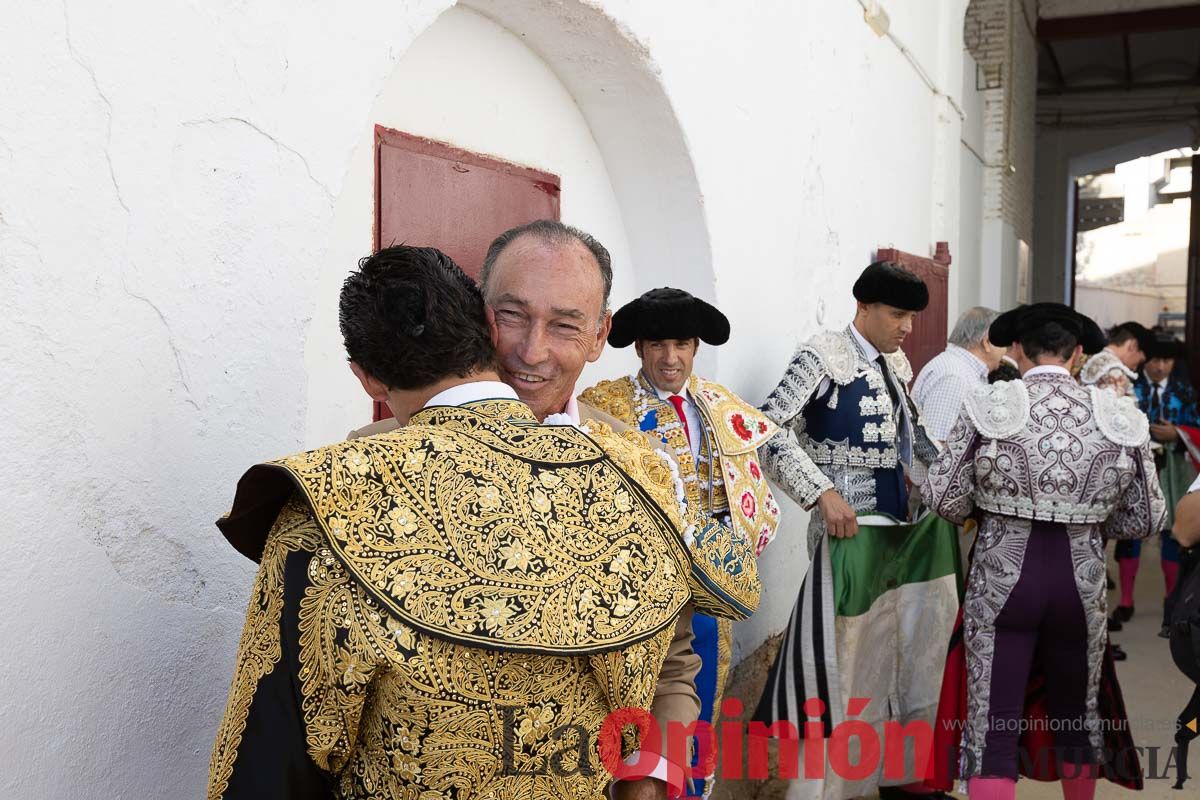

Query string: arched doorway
[306,0,713,443]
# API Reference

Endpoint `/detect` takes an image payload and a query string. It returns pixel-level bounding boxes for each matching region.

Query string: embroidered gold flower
[403,448,426,473]
[386,617,415,650]
[537,471,562,489]
[390,752,422,781]
[387,506,418,535]
[517,704,557,743]
[327,517,351,542]
[613,489,633,512]
[334,648,371,688]
[390,569,418,597]
[478,598,515,631]
[344,449,371,476]
[393,721,419,753]
[499,541,533,572]
[477,485,502,510]
[576,588,596,616]
[609,549,632,576]
[612,595,639,617]
[531,489,551,514]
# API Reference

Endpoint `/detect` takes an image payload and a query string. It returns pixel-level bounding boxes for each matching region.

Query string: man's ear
[634,340,643,359]
[484,305,500,347]
[588,310,613,363]
[349,361,390,403]
[1071,344,1084,364]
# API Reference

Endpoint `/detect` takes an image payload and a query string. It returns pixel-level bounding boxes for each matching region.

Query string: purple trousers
[980,522,1097,778]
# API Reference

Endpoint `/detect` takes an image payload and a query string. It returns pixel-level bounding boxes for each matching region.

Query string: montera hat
[851,261,929,312]
[1147,334,1186,361]
[608,287,730,348]
[988,303,1106,354]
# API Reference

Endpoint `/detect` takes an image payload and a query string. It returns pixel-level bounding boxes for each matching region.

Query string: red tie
[668,394,691,445]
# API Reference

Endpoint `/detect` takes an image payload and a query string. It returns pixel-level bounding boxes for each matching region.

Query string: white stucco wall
[1,1,979,795]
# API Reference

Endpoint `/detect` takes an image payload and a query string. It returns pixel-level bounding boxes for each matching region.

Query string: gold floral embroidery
[266,400,690,655]
[206,499,321,800]
[294,516,677,798]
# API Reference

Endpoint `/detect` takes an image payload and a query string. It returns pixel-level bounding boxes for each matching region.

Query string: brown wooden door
[875,244,952,382]
[371,126,561,419]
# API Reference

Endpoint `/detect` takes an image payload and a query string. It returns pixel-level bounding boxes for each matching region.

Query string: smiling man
[579,287,780,797]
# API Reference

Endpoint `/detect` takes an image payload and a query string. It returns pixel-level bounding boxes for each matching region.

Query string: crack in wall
[62,0,131,217]
[120,276,201,412]
[182,117,336,204]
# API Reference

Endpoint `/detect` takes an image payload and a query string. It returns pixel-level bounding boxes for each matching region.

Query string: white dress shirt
[912,344,990,441]
[423,380,519,408]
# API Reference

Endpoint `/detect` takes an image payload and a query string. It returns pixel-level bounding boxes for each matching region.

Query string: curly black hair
[338,246,496,390]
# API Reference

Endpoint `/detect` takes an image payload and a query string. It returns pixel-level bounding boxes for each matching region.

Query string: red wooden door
[875,243,951,383]
[1187,153,1200,383]
[371,126,561,419]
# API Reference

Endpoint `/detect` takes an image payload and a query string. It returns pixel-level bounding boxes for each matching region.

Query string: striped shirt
[911,344,989,441]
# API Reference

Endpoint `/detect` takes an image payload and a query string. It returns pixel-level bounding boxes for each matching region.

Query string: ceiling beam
[1044,41,1067,90]
[1038,5,1200,41]
[1039,77,1200,96]
[1123,33,1133,86]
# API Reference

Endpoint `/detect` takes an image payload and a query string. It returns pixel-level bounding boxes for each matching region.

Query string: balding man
[911,306,1004,442]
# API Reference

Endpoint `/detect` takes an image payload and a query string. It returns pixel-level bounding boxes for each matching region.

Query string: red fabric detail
[1178,424,1200,469]
[669,395,691,445]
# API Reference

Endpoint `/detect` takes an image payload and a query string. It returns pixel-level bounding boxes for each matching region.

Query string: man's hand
[817,489,859,538]
[1150,422,1179,443]
[614,778,667,800]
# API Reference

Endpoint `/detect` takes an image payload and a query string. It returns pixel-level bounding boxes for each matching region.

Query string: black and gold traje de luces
[218,398,698,654]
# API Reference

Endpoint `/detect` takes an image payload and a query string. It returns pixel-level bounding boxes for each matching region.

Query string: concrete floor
[990,536,1194,799]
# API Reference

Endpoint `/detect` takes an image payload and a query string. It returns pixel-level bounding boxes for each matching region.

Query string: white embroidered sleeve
[758,346,835,509]
[923,409,980,525]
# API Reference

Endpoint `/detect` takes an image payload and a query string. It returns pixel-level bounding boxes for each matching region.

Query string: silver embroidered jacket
[923,371,1166,776]
[1078,348,1138,398]
[759,326,939,515]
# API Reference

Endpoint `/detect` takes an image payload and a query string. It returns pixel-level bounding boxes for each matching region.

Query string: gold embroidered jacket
[579,373,781,555]
[208,399,754,799]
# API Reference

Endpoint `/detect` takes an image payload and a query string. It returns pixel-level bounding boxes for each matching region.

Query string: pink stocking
[1163,559,1180,597]
[1060,763,1098,800]
[967,776,1015,800]
[1118,555,1139,609]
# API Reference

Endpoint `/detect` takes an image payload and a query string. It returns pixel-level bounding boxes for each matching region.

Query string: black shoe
[1111,644,1128,661]
[1115,605,1134,622]
[1159,625,1171,639]
[879,788,952,800]
[1108,614,1124,632]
